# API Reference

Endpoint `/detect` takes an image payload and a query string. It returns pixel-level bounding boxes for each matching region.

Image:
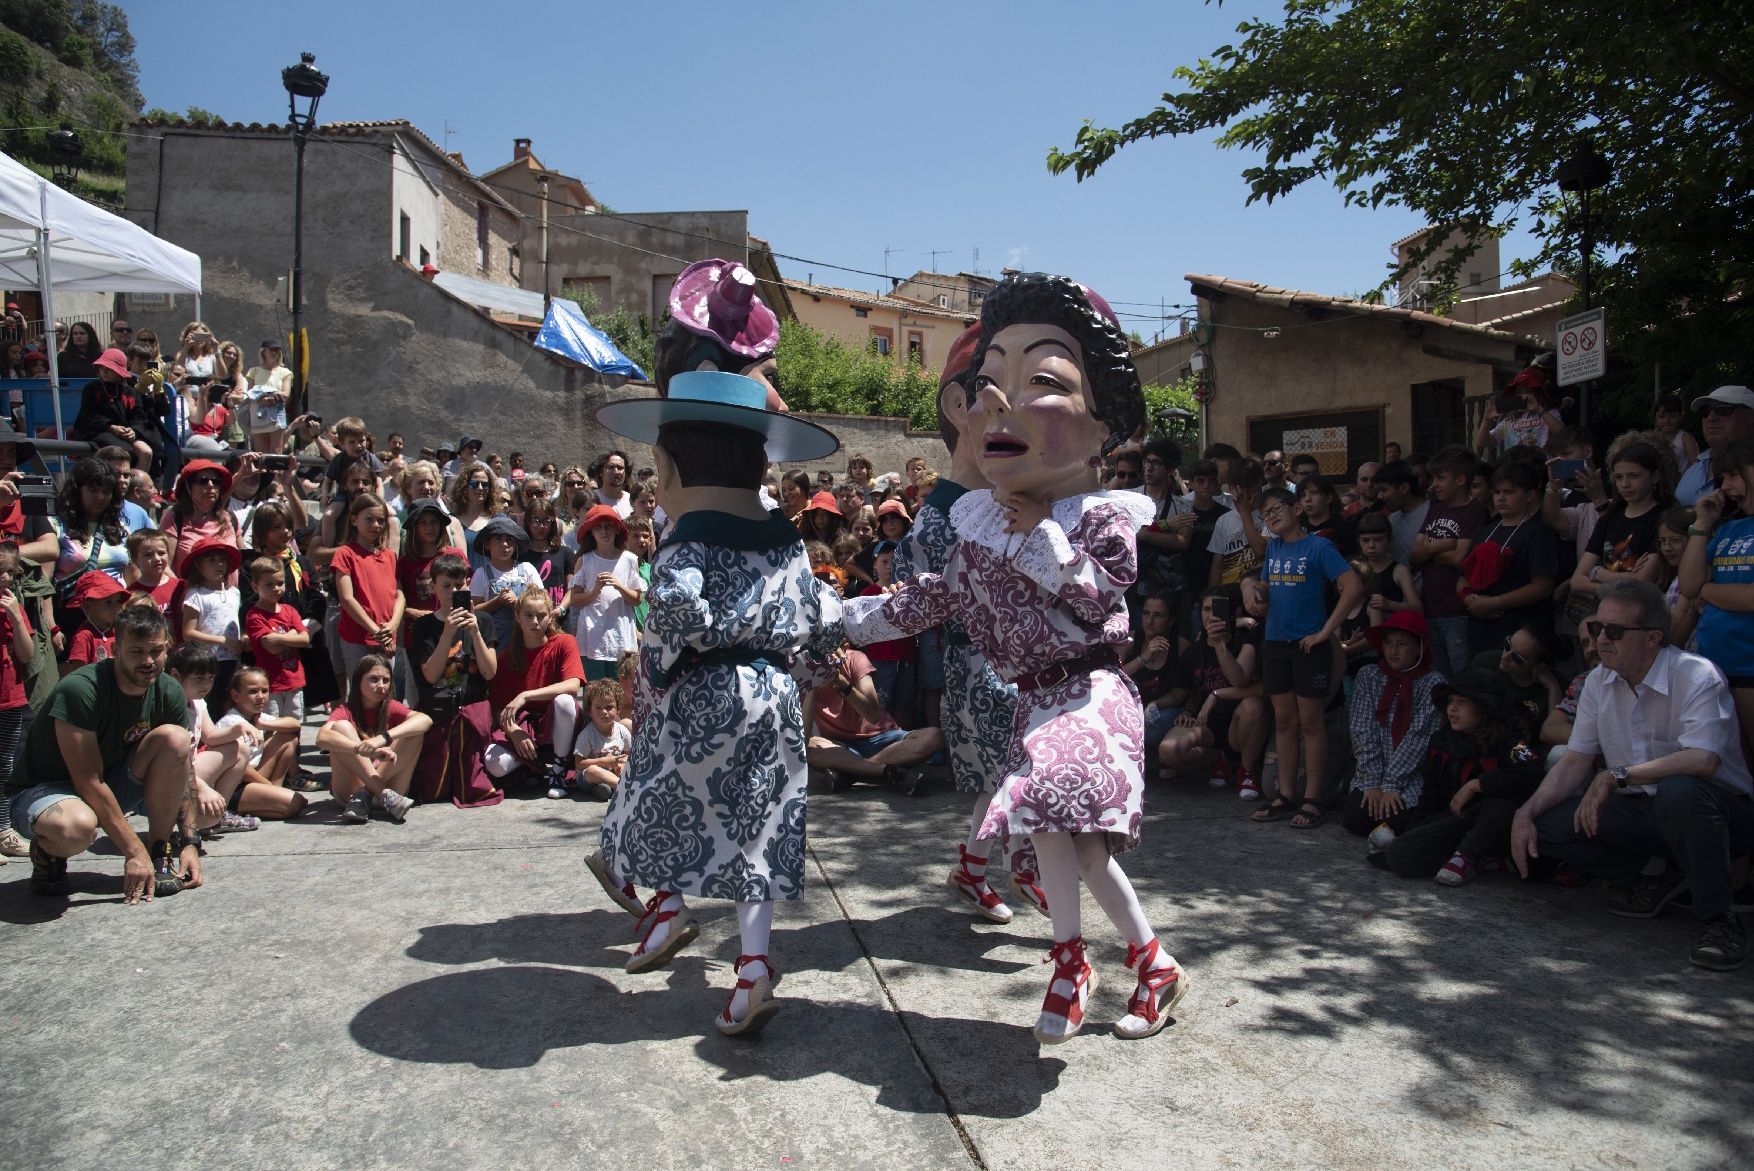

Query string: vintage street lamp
[1555,142,1612,311]
[47,125,83,187]
[282,51,329,418]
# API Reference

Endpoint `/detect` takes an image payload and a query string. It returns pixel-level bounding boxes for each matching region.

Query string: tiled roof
[1480,299,1571,330]
[782,279,975,323]
[132,116,516,214]
[1185,274,1547,347]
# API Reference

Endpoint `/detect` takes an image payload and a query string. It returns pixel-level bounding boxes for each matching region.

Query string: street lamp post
[282,51,329,420]
[1555,142,1611,425]
[46,125,83,187]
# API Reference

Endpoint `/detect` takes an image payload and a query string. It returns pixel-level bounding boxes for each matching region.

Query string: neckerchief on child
[1375,643,1433,746]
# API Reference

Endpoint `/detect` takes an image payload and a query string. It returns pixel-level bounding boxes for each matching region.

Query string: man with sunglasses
[1511,580,1753,970]
[1676,384,1754,506]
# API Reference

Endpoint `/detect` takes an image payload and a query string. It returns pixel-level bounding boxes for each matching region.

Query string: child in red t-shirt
[314,652,432,824]
[125,528,180,614]
[0,541,35,850]
[65,571,127,667]
[329,492,404,677]
[244,556,311,723]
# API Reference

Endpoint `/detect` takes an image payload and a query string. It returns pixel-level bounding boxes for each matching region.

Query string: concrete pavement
[2,761,1751,1170]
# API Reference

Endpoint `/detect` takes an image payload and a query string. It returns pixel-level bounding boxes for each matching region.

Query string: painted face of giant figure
[960,273,1144,504]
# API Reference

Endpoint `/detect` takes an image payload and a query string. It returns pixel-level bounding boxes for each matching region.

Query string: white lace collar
[950,488,1157,555]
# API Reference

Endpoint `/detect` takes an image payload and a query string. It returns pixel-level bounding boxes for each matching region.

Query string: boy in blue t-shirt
[1252,487,1362,828]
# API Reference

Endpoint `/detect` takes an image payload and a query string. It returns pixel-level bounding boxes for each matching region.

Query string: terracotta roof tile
[1184,273,1547,347]
[782,279,975,323]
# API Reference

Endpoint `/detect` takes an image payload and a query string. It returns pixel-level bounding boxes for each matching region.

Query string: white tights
[730,900,774,1018]
[483,693,580,778]
[1031,830,1153,948]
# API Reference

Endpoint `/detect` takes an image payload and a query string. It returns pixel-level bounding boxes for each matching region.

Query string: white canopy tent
[0,148,202,440]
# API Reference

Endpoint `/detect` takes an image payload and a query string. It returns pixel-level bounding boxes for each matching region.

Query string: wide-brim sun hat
[669,258,779,360]
[178,458,234,498]
[801,490,843,519]
[577,504,628,543]
[92,348,131,379]
[1432,667,1517,720]
[595,371,839,464]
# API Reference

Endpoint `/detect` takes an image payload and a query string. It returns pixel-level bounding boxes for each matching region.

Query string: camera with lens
[258,454,292,472]
[15,473,54,517]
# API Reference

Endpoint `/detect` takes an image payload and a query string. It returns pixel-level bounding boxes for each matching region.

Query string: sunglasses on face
[468,480,490,490]
[1705,405,1745,419]
[1501,636,1527,666]
[1584,620,1654,641]
[189,476,221,488]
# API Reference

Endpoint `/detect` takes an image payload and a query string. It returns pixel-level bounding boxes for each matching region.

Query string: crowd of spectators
[1,308,1749,973]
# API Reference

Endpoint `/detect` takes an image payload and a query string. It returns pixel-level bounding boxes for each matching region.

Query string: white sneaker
[378,790,414,824]
[340,789,371,823]
[1367,822,1397,853]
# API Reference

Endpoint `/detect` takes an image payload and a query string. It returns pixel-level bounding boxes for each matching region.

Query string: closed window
[398,212,411,261]
[854,307,868,319]
[476,202,489,269]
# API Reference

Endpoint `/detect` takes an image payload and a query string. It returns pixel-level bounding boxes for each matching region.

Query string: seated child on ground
[566,677,632,802]
[1342,612,1446,849]
[214,666,307,818]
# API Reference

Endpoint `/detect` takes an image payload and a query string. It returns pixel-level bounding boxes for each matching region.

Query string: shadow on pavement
[347,961,1062,1116]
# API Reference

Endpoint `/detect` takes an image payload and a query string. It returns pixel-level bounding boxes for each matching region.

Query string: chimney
[513,137,532,160]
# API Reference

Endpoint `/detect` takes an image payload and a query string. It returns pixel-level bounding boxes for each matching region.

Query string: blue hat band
[667,370,766,411]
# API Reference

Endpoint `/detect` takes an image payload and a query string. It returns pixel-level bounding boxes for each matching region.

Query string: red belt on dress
[1013,646,1122,692]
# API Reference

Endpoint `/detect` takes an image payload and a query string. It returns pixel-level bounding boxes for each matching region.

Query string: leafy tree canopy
[1047,0,1754,396]
[774,320,938,430]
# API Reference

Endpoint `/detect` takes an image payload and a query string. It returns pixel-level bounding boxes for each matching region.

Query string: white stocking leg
[729,900,774,1020]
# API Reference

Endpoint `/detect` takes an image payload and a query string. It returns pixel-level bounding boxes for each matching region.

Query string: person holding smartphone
[1156,587,1268,799]
[1473,367,1564,454]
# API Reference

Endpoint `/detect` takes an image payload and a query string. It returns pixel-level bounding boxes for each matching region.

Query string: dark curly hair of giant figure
[955,272,1144,457]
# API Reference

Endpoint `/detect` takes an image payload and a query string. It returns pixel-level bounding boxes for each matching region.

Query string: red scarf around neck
[1374,645,1433,746]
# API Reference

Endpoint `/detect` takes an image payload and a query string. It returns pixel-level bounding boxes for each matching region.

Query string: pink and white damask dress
[843,489,1157,852]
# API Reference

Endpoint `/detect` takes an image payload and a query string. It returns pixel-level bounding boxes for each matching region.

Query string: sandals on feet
[714,954,783,1037]
[1034,937,1097,1046]
[1290,800,1327,828]
[1251,795,1295,822]
[948,846,1013,923]
[1114,938,1191,1040]
[625,895,699,974]
[585,849,644,918]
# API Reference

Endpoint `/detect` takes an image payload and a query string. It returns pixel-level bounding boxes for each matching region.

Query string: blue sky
[125,0,1540,339]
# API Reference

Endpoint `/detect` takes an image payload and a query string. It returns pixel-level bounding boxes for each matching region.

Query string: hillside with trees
[0,0,142,206]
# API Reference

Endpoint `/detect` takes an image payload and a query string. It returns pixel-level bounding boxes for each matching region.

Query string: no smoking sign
[1556,308,1606,386]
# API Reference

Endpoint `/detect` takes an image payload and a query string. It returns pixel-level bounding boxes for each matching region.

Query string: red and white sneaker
[1435,852,1478,887]
[715,954,782,1036]
[948,846,1013,923]
[1207,755,1233,790]
[1236,766,1262,801]
[1034,937,1097,1045]
[1114,938,1191,1039]
[626,892,698,973]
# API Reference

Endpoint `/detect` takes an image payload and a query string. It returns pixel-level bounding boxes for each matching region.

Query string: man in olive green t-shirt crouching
[5,606,211,902]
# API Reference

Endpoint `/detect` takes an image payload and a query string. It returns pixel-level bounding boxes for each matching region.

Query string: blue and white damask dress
[598,510,843,903]
[894,479,1017,795]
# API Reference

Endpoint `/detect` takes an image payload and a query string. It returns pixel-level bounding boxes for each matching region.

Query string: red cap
[70,571,127,607]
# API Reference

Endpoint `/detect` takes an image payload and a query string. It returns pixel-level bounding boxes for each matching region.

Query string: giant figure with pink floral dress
[842,272,1191,1043]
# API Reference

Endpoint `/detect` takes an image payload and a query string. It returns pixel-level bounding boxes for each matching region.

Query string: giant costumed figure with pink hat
[585,260,844,1036]
[842,273,1192,1044]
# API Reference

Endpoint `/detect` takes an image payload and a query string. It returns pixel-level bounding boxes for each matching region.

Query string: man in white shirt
[1511,580,1753,970]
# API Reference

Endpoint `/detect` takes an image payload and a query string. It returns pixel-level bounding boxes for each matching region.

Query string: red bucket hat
[92,348,132,379]
[1363,610,1428,655]
[182,537,242,578]
[802,491,842,519]
[577,503,628,543]
[178,459,234,499]
[69,571,127,608]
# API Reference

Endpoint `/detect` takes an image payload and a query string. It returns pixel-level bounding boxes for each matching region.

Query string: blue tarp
[534,299,647,380]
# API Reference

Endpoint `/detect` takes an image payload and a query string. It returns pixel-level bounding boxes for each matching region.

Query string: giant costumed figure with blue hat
[585,260,843,1036]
